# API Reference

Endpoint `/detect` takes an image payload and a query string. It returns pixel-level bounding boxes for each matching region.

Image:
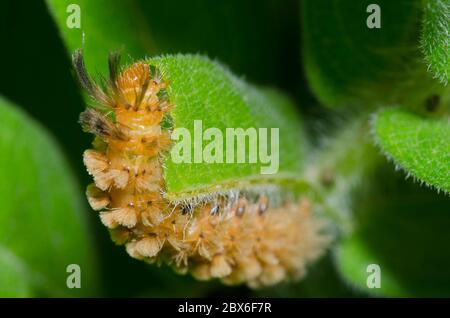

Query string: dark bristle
[181,204,193,215]
[425,94,440,112]
[135,76,151,109]
[107,51,134,109]
[79,108,125,140]
[72,50,95,94]
[72,49,111,106]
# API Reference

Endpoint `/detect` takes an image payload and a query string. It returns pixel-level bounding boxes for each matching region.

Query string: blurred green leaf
[336,164,450,297]
[0,97,98,297]
[46,0,155,74]
[0,1,89,168]
[301,0,441,108]
[421,0,450,84]
[137,0,301,86]
[149,55,307,200]
[0,248,33,297]
[373,108,450,193]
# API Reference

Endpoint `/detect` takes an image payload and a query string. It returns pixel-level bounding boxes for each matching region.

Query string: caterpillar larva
[74,51,331,287]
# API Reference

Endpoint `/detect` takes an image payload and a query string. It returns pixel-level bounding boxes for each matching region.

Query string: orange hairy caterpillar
[74,50,330,287]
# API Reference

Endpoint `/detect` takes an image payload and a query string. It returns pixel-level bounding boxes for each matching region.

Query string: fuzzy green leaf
[301,0,442,108]
[304,116,382,233]
[374,108,450,193]
[0,97,98,297]
[149,55,307,201]
[46,0,155,74]
[336,165,450,297]
[421,0,450,84]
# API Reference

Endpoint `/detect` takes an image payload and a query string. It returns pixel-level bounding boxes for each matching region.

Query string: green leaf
[373,108,450,193]
[46,0,155,74]
[301,0,442,108]
[46,0,298,86]
[149,55,307,200]
[0,97,98,297]
[0,247,33,297]
[421,0,450,84]
[336,164,450,297]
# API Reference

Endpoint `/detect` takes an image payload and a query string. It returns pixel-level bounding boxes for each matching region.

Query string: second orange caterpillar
[74,51,330,287]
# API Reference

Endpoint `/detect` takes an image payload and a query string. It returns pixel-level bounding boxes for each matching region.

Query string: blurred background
[0,0,448,297]
[1,0,353,297]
